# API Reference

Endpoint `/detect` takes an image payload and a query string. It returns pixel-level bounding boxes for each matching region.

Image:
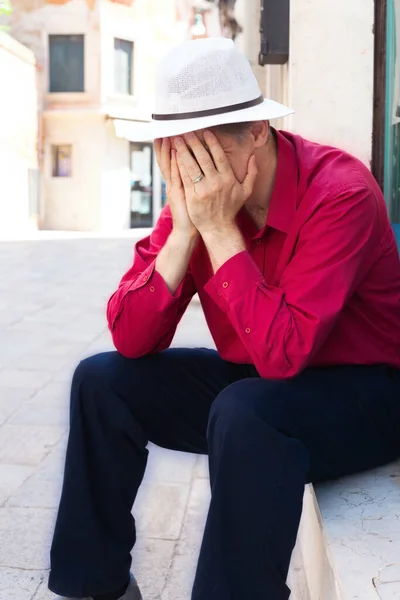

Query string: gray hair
[211,121,253,143]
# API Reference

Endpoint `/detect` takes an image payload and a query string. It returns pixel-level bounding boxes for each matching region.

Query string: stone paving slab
[131,538,177,600]
[193,455,209,480]
[6,443,66,510]
[0,425,64,466]
[0,370,53,390]
[9,391,70,428]
[0,464,35,506]
[0,387,37,426]
[161,479,210,600]
[135,482,191,541]
[145,444,197,485]
[0,236,214,599]
[0,507,56,570]
[0,568,44,600]
[31,578,53,600]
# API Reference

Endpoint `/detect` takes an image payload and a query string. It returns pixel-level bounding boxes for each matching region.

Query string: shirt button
[143,275,148,282]
[149,286,155,293]
[245,327,251,334]
[256,239,262,245]
[222,282,229,289]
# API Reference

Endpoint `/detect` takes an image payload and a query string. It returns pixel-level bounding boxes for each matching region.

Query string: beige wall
[235,0,289,131]
[236,0,375,166]
[42,113,104,230]
[288,0,375,166]
[101,119,130,232]
[0,32,38,234]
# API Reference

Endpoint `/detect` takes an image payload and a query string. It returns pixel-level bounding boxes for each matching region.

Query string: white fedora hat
[130,37,293,142]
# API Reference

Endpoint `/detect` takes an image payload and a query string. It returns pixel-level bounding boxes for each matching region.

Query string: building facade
[4,0,399,235]
[0,32,38,235]
[7,0,204,232]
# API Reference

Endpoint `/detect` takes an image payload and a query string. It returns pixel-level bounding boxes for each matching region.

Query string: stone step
[295,461,400,599]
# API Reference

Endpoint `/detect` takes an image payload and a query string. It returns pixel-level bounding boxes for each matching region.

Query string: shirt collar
[265,129,299,234]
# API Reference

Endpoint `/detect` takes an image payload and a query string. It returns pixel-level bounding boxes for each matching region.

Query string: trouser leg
[49,348,255,597]
[192,366,400,600]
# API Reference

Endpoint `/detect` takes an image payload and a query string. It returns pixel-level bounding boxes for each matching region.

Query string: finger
[170,149,183,189]
[154,138,167,169]
[175,137,203,183]
[241,155,258,198]
[203,130,233,176]
[183,132,216,178]
[154,138,163,171]
[176,151,193,190]
[160,138,172,182]
[154,138,162,157]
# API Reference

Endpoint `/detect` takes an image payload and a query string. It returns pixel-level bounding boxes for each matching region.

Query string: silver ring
[191,173,204,184]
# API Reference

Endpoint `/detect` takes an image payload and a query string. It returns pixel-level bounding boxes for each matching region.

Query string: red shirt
[107,130,400,380]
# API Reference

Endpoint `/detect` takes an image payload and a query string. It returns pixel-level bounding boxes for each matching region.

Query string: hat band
[152,94,264,121]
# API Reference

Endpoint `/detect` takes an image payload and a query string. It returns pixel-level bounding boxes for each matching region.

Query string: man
[49,38,400,600]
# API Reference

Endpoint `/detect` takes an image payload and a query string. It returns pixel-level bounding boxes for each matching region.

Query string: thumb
[241,155,258,198]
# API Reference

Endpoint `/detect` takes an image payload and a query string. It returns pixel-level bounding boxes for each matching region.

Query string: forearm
[107,212,197,358]
[108,258,196,358]
[201,225,246,273]
[155,229,198,294]
[108,271,191,358]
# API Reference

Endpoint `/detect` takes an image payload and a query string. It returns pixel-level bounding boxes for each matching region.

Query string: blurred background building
[0,0,399,243]
[2,0,217,233]
[0,31,38,235]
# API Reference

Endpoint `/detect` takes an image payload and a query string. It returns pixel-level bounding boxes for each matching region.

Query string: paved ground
[0,235,215,600]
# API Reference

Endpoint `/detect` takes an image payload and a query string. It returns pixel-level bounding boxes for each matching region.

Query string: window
[49,35,84,93]
[52,145,72,177]
[114,38,134,95]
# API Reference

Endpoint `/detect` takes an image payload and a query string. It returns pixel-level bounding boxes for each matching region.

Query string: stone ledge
[294,461,400,599]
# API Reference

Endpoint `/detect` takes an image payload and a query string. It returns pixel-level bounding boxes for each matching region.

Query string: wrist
[200,224,242,244]
[169,229,199,248]
[201,225,245,273]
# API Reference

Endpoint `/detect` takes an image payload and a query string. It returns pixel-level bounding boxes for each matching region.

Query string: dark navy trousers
[49,349,400,600]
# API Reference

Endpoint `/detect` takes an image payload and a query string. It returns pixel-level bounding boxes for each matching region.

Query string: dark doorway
[130,143,153,228]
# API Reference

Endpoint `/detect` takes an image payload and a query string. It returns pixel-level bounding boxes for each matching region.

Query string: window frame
[51,144,73,178]
[114,37,134,96]
[48,34,85,94]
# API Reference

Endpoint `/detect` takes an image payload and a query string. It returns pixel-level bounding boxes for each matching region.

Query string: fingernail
[185,132,195,139]
[175,137,184,146]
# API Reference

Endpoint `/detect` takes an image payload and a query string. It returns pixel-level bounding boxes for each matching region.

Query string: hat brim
[127,99,294,142]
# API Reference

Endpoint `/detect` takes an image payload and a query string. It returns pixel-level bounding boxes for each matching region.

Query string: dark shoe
[54,574,143,600]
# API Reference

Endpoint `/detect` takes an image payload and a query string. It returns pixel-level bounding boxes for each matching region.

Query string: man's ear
[250,121,270,148]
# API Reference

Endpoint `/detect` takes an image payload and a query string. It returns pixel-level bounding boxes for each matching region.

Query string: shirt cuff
[127,261,157,291]
[127,261,185,299]
[204,251,264,304]
[108,261,181,331]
